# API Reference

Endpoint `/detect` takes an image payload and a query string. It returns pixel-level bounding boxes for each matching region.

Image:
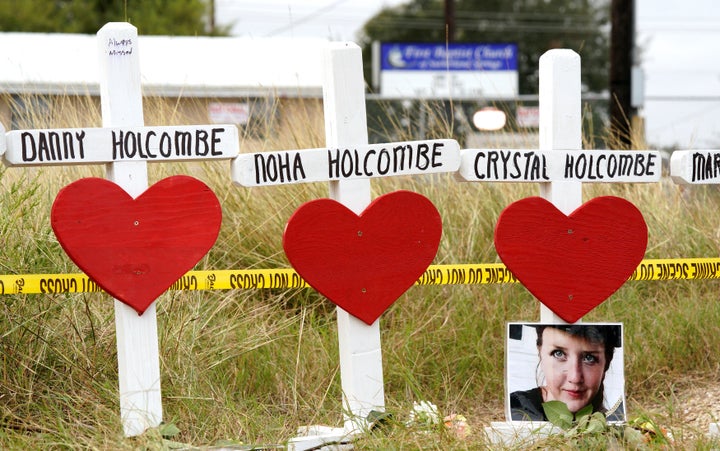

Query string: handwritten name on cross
[233,139,458,186]
[1,23,239,437]
[457,50,661,324]
[230,42,459,447]
[670,150,720,185]
[457,148,659,183]
[5,125,236,166]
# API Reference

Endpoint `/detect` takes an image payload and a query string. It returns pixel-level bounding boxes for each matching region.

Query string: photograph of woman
[506,323,624,422]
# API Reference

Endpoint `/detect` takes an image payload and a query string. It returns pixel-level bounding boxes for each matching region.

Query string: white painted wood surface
[537,49,583,324]
[4,124,238,166]
[97,22,162,437]
[232,138,460,187]
[670,149,720,184]
[458,149,661,183]
[323,42,385,434]
[287,40,389,451]
[0,121,6,156]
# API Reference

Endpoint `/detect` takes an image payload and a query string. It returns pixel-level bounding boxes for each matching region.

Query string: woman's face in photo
[538,327,607,413]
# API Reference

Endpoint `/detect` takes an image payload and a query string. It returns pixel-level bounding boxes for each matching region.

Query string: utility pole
[443,0,456,136]
[445,0,455,42]
[208,0,216,34]
[609,0,635,148]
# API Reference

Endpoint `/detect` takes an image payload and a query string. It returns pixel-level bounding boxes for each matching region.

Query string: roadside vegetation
[0,94,718,449]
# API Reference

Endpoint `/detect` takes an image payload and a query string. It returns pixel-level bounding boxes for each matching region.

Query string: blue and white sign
[379,42,519,99]
[382,43,517,71]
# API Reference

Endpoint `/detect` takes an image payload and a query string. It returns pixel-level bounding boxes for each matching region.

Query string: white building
[0,31,329,140]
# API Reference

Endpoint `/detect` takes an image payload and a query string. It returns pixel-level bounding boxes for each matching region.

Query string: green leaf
[158,422,181,439]
[575,403,594,420]
[542,400,574,430]
[214,439,246,446]
[585,412,608,434]
[623,425,647,447]
[162,439,190,450]
[367,410,394,431]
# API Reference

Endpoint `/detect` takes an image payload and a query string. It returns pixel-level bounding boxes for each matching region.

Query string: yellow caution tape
[0,258,718,295]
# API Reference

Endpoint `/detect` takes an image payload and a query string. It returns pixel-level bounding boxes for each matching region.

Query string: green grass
[0,95,719,449]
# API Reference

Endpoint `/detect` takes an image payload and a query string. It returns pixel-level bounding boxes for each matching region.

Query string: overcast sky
[215,0,720,149]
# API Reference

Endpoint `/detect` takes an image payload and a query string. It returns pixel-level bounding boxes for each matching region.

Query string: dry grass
[0,94,719,449]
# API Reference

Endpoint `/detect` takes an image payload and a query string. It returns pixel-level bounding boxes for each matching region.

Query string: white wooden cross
[232,42,460,449]
[0,122,5,157]
[1,23,239,437]
[670,148,720,437]
[463,49,661,443]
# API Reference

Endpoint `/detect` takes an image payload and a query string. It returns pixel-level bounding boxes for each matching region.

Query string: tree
[0,0,229,36]
[358,0,610,95]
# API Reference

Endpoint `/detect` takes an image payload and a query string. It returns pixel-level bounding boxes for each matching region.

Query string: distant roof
[0,32,330,98]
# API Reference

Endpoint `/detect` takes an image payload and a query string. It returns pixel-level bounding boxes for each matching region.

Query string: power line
[363,18,603,34]
[261,0,352,37]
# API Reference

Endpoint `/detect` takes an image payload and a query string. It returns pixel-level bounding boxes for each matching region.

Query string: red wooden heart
[494,196,647,323]
[51,175,222,315]
[283,190,442,325]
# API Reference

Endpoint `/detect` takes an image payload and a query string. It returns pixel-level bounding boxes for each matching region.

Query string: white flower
[407,400,440,427]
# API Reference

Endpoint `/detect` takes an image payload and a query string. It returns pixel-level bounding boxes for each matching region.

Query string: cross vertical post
[323,42,384,433]
[97,22,161,437]
[538,49,583,324]
[0,122,5,157]
[233,41,459,449]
